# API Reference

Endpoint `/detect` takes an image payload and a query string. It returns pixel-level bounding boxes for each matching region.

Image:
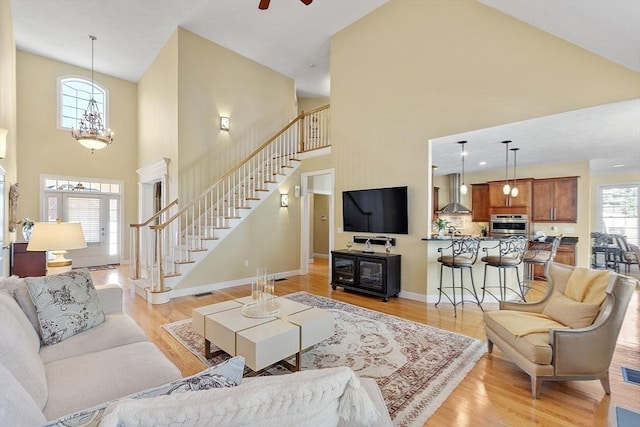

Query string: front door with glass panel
[43,178,121,267]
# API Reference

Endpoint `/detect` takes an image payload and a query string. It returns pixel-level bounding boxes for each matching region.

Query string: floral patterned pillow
[25,269,105,345]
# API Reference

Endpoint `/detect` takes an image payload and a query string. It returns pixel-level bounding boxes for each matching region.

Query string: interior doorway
[300,169,334,278]
[136,158,170,223]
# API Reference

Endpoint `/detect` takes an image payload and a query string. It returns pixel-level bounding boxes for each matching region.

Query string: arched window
[58,76,108,130]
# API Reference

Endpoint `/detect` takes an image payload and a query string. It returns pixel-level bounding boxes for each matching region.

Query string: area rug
[162,291,486,427]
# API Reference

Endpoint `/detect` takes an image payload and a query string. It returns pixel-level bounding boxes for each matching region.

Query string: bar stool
[435,238,483,317]
[524,235,563,280]
[480,236,528,302]
[521,235,562,299]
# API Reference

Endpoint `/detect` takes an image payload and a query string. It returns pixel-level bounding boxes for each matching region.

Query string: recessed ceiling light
[612,164,625,168]
[479,161,487,166]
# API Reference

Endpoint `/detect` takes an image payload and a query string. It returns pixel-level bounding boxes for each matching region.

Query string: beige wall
[299,97,330,114]
[330,0,640,296]
[15,51,138,262]
[0,0,18,274]
[138,30,179,202]
[176,28,296,203]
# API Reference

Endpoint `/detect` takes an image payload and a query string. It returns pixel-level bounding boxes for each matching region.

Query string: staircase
[129,105,330,303]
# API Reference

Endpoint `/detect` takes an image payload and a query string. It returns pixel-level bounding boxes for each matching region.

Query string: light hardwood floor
[91,260,640,427]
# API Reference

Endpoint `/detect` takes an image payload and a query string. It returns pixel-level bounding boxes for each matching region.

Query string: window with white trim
[58,77,108,130]
[597,183,639,246]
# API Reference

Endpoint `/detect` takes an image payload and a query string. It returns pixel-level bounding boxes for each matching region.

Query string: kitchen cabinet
[471,183,489,222]
[532,177,578,222]
[488,179,532,209]
[10,241,46,277]
[433,186,440,214]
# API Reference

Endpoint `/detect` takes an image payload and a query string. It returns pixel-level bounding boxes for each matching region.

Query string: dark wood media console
[330,249,401,302]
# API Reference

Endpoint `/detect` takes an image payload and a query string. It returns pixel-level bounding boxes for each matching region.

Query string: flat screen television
[342,186,408,234]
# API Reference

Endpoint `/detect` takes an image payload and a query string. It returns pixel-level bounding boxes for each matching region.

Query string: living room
[1,0,639,426]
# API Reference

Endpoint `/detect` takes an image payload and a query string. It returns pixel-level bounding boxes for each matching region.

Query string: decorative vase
[22,225,32,241]
[438,229,445,239]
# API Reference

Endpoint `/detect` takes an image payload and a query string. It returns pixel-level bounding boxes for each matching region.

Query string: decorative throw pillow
[542,292,600,329]
[45,356,246,427]
[25,269,105,345]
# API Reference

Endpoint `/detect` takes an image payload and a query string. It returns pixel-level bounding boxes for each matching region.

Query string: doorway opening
[300,169,334,279]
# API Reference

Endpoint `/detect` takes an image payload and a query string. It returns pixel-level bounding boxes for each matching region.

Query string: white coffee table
[192,295,334,373]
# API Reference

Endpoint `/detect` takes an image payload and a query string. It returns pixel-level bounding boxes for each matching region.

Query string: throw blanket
[489,311,569,337]
[564,268,611,305]
[99,366,379,427]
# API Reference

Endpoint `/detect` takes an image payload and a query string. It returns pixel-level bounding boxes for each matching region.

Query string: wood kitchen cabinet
[10,241,46,277]
[532,177,578,222]
[471,183,489,222]
[488,179,532,209]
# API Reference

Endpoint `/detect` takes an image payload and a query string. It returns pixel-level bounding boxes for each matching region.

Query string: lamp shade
[27,222,87,252]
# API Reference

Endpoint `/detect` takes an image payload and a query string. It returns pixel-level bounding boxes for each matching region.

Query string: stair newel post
[131,225,141,280]
[155,225,165,292]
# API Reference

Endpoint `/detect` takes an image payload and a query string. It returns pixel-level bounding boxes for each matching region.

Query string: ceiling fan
[259,0,313,10]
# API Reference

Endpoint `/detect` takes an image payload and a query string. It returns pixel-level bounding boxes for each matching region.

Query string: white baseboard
[170,269,300,298]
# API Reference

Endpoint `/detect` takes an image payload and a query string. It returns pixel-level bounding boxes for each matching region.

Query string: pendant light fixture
[501,140,512,195]
[458,140,468,195]
[71,35,114,153]
[510,147,520,197]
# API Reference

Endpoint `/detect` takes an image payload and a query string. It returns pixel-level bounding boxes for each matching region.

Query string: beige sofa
[0,277,183,425]
[484,263,635,398]
[1,274,392,427]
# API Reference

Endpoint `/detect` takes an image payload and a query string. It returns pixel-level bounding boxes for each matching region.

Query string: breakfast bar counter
[422,236,577,303]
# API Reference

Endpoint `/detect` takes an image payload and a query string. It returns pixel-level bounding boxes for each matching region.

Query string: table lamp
[27,221,87,275]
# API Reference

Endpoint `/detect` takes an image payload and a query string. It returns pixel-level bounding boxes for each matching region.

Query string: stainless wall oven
[489,214,529,237]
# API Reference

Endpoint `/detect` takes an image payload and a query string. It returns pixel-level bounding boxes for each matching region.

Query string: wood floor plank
[89,261,640,427]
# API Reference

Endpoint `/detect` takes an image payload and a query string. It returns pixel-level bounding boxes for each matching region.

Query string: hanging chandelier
[510,147,520,197]
[501,140,511,195]
[458,140,468,195]
[71,35,114,153]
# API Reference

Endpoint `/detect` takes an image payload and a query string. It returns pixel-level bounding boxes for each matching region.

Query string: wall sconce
[220,116,230,131]
[280,193,289,207]
[0,128,7,159]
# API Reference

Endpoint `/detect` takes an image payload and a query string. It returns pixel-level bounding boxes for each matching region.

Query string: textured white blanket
[99,366,379,427]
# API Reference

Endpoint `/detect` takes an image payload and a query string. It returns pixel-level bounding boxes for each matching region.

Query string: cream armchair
[483,263,635,398]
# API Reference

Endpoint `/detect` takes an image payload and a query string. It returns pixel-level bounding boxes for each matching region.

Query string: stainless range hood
[437,173,472,214]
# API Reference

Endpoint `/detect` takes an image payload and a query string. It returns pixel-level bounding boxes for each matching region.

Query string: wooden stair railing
[129,199,179,280]
[130,105,329,299]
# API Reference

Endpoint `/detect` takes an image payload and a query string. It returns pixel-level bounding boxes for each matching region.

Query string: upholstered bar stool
[480,236,528,302]
[523,236,562,280]
[435,238,483,317]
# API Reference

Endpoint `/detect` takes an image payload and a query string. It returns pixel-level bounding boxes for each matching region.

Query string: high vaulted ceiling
[10,0,640,175]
